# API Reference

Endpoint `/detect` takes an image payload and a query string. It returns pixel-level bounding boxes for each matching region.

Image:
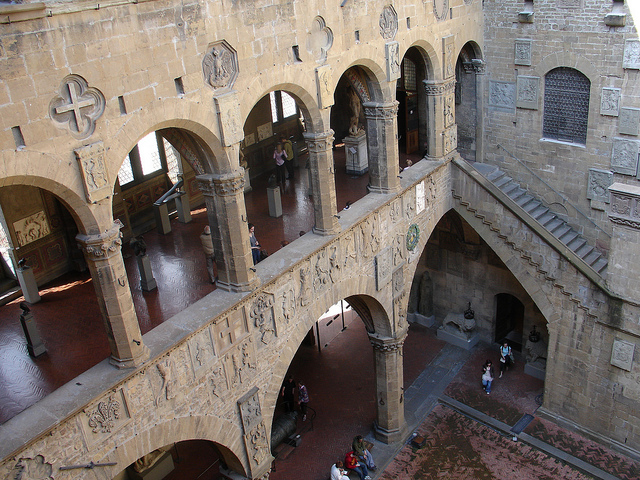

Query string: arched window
[542,67,590,145]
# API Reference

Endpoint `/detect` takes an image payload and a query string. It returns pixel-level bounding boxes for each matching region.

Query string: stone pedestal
[267,186,282,218]
[16,266,40,304]
[175,194,191,223]
[407,312,435,328]
[344,131,368,175]
[524,361,546,380]
[137,255,157,291]
[436,313,480,350]
[243,167,252,193]
[20,310,46,356]
[154,202,172,235]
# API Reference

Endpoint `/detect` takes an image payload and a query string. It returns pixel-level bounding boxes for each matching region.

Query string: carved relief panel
[489,81,516,110]
[313,249,331,294]
[375,246,393,291]
[9,455,53,480]
[75,142,111,203]
[442,35,455,79]
[212,307,249,355]
[188,327,217,380]
[611,339,635,371]
[238,387,270,470]
[600,88,621,117]
[623,39,640,70]
[416,181,426,214]
[587,169,613,204]
[224,337,257,389]
[386,42,401,82]
[316,65,334,109]
[203,40,238,93]
[379,5,398,39]
[516,76,539,110]
[79,389,131,448]
[249,293,277,347]
[514,39,532,66]
[307,16,333,63]
[215,91,244,146]
[610,138,639,176]
[619,108,640,136]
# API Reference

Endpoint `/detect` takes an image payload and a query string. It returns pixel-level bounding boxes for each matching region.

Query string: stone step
[592,258,608,274]
[471,163,607,277]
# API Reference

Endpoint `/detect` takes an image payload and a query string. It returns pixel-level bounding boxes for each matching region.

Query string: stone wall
[482,0,639,253]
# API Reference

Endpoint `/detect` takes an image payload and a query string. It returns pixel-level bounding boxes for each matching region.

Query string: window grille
[542,67,590,145]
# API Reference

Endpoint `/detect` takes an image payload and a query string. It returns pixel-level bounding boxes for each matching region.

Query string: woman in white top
[331,461,350,480]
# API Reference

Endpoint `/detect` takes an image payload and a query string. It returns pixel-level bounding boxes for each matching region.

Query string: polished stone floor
[0,146,417,423]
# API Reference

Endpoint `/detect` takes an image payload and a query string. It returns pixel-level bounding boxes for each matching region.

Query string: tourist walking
[273,142,288,183]
[199,225,216,284]
[482,359,494,394]
[499,341,513,378]
[297,380,309,421]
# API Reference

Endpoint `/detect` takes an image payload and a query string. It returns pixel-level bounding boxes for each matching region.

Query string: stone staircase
[473,163,608,275]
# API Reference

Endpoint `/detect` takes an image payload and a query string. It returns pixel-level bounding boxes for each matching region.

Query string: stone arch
[107,98,230,179]
[535,50,598,82]
[449,205,559,326]
[263,291,393,418]
[336,59,388,103]
[0,174,100,235]
[400,40,439,81]
[241,77,325,133]
[108,414,249,479]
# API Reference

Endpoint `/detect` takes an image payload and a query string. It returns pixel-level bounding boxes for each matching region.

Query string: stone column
[363,101,401,193]
[303,130,340,235]
[423,78,457,159]
[369,332,408,444]
[473,60,486,164]
[76,222,149,368]
[198,171,259,292]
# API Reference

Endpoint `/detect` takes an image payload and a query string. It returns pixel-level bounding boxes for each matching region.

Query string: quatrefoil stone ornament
[49,75,105,140]
[306,16,333,64]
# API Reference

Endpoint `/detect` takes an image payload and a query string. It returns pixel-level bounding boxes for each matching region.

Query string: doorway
[494,293,524,351]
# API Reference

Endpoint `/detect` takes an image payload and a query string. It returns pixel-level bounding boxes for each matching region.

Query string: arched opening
[117,439,239,480]
[397,46,431,158]
[0,185,110,423]
[455,42,483,162]
[494,292,525,350]
[269,294,395,478]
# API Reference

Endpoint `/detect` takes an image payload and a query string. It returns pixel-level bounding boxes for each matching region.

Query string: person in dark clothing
[281,375,296,413]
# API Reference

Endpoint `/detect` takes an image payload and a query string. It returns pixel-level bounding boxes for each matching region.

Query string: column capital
[76,221,123,261]
[368,332,407,352]
[303,130,335,152]
[363,100,399,119]
[423,78,456,96]
[197,170,245,197]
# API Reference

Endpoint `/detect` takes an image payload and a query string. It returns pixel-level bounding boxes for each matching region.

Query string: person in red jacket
[345,451,371,480]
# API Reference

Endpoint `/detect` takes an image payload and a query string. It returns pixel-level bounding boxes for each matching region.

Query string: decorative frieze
[210,170,245,197]
[369,332,407,352]
[363,101,399,120]
[423,79,456,96]
[76,222,123,261]
[14,211,50,247]
[80,389,131,447]
[212,307,249,355]
[609,183,640,229]
[304,130,335,153]
[75,142,111,203]
[49,74,105,140]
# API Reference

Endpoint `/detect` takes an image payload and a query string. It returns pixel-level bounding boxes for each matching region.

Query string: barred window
[542,67,590,145]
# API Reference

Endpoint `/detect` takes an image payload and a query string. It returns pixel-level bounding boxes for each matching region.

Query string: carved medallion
[406,224,420,251]
[306,16,333,64]
[379,5,398,40]
[434,0,449,21]
[49,74,105,140]
[203,40,238,92]
[10,455,53,480]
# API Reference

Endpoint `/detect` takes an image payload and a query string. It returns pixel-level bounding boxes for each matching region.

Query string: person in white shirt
[331,461,350,480]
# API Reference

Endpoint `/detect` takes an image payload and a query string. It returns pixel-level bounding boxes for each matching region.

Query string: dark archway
[494,293,525,351]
